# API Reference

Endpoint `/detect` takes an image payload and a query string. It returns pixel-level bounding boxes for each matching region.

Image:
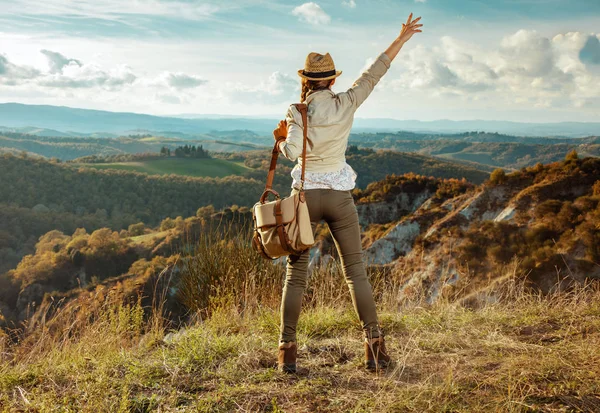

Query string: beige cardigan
[279,52,392,173]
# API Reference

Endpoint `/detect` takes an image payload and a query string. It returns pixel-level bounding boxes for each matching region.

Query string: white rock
[494,205,516,222]
[364,220,420,265]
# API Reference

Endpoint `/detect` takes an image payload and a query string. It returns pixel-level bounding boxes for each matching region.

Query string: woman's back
[280,52,392,174]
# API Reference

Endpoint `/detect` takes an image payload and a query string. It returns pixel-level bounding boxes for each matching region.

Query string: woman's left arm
[273,105,303,162]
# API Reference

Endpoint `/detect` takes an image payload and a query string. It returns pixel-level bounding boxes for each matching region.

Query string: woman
[273,13,422,373]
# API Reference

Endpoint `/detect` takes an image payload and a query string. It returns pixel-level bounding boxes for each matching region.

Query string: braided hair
[300,77,334,103]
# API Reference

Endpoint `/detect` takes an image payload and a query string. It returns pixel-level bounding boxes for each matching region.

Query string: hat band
[302,69,337,79]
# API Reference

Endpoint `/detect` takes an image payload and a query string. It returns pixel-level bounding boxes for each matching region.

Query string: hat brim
[297,70,342,81]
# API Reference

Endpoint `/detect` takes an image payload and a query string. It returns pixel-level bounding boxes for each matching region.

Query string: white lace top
[290,162,357,191]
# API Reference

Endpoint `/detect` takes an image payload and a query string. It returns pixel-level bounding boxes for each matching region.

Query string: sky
[1,0,599,122]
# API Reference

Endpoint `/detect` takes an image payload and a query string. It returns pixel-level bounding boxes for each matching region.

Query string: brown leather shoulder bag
[251,103,315,260]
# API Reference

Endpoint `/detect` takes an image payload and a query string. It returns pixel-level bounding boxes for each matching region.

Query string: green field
[76,158,249,178]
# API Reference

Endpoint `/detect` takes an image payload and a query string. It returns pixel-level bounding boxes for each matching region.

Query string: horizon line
[1,101,600,125]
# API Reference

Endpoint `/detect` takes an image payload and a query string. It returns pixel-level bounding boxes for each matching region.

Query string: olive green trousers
[279,188,381,343]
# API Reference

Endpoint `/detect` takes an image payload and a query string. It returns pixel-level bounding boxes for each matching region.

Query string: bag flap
[254,194,300,228]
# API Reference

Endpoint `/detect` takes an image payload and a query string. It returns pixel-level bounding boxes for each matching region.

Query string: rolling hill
[75,158,249,178]
[2,102,600,137]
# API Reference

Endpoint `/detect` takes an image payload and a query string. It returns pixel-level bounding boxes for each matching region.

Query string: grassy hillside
[1,275,599,411]
[1,175,598,410]
[0,154,265,220]
[76,158,249,178]
[0,133,264,161]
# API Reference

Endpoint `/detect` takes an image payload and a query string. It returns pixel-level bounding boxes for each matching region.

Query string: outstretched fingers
[407,15,423,33]
[400,13,423,38]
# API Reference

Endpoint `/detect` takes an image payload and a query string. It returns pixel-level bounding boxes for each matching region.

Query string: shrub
[160,217,176,231]
[489,168,507,185]
[128,222,145,236]
[534,200,563,219]
[593,180,600,197]
[565,149,578,161]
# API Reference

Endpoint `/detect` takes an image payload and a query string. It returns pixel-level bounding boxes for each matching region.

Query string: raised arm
[343,13,422,110]
[385,13,422,61]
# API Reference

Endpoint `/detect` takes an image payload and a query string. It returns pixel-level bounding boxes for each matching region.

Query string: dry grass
[1,276,599,412]
[1,224,599,412]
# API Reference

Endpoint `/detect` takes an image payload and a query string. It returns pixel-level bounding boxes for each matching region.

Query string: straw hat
[298,52,342,81]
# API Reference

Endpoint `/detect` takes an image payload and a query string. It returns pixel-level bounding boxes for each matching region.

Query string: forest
[0,153,269,274]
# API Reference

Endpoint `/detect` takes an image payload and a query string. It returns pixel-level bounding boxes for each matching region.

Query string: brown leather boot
[278,341,297,373]
[365,336,391,371]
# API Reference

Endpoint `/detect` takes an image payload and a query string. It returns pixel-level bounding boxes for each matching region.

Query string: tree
[565,149,578,161]
[489,168,507,185]
[128,222,145,236]
[196,205,215,218]
[88,228,121,252]
[593,180,600,197]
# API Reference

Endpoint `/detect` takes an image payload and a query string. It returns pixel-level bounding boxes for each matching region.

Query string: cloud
[389,30,600,109]
[579,35,600,65]
[0,50,137,90]
[263,71,298,96]
[292,2,331,25]
[2,0,220,22]
[0,54,40,85]
[392,39,496,94]
[38,64,137,90]
[156,93,182,105]
[226,70,299,104]
[161,73,208,89]
[342,0,356,8]
[40,49,83,73]
[0,50,209,95]
[499,30,554,77]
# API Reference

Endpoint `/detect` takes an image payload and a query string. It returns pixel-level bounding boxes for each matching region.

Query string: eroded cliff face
[364,220,421,265]
[358,158,600,304]
[356,191,433,228]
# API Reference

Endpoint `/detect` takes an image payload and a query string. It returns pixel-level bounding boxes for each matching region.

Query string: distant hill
[1,102,599,137]
[349,132,600,170]
[76,157,249,178]
[351,118,600,137]
[0,133,264,161]
[0,103,277,135]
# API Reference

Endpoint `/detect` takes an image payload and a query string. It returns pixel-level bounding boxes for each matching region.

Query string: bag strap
[260,103,309,204]
[261,142,281,203]
[293,103,309,193]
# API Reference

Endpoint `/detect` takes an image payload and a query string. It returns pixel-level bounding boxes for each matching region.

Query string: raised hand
[398,13,422,44]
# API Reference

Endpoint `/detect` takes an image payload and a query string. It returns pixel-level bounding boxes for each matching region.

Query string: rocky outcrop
[356,191,432,228]
[364,220,420,265]
[367,158,600,304]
